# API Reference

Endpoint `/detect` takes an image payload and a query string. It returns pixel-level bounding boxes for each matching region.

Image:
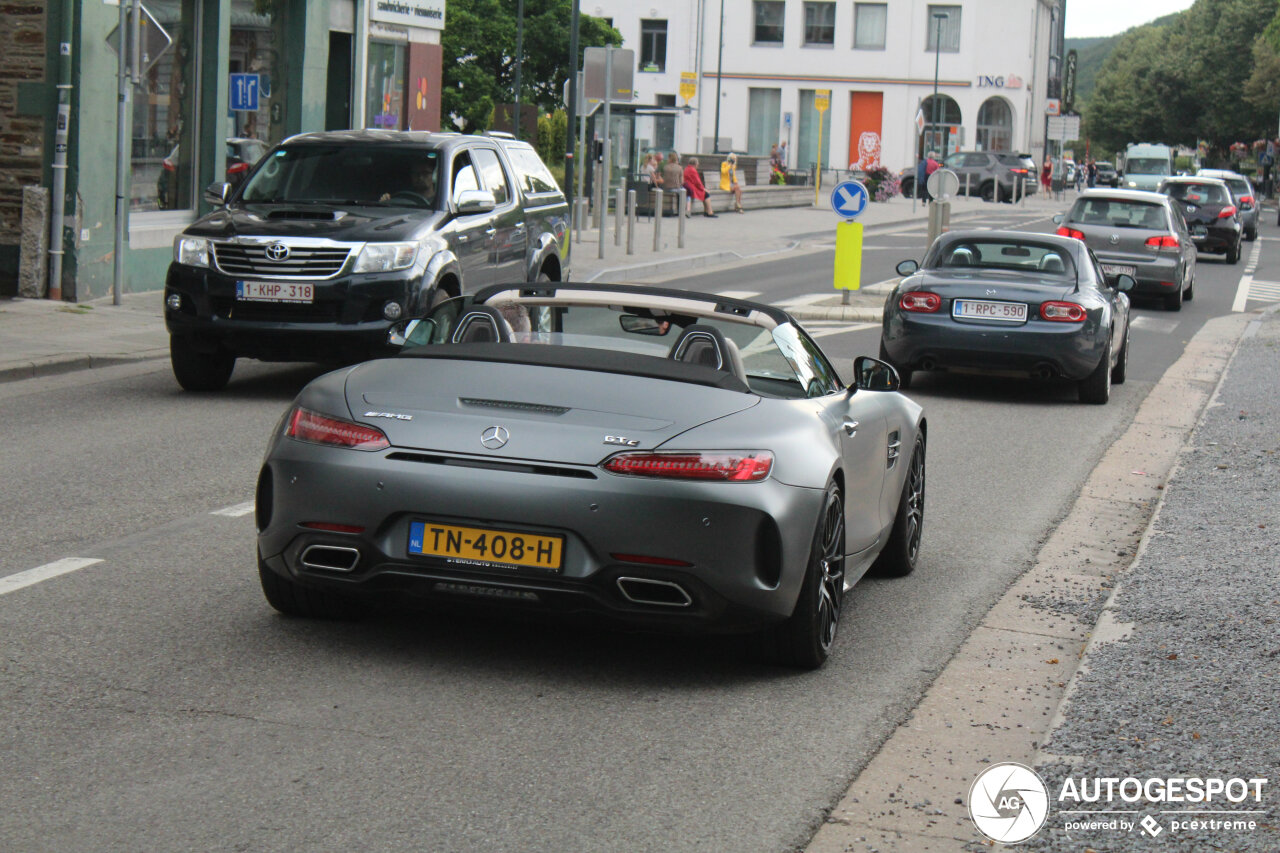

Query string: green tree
[441,0,621,133]
[1084,26,1172,151]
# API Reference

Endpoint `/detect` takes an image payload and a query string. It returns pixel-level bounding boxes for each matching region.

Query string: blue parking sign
[230,73,260,112]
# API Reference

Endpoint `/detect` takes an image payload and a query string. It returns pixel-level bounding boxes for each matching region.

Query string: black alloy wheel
[871,434,926,578]
[765,483,845,669]
[1111,327,1129,384]
[1078,337,1112,404]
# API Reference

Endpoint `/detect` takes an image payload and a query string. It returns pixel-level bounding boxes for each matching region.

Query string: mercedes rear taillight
[286,407,390,451]
[602,451,774,482]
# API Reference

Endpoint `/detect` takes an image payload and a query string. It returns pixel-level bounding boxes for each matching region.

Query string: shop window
[748,88,781,157]
[138,0,197,212]
[925,5,961,53]
[640,20,667,72]
[754,2,785,44]
[367,41,407,130]
[229,0,289,149]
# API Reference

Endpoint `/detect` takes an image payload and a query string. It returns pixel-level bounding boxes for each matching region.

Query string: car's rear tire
[761,483,844,670]
[1078,338,1112,404]
[258,553,359,619]
[1163,281,1183,311]
[170,335,235,391]
[870,434,926,578]
[1111,327,1129,385]
[879,341,912,390]
[1183,268,1194,302]
[980,182,995,202]
[1246,226,1257,241]
[1227,240,1241,264]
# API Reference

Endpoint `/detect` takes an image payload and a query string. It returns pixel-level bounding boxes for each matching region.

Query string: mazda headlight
[353,242,419,273]
[174,235,210,268]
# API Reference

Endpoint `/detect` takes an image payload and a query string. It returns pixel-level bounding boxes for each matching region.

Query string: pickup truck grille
[213,241,352,279]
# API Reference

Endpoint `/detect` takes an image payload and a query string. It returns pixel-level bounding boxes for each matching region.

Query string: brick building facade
[0,2,49,297]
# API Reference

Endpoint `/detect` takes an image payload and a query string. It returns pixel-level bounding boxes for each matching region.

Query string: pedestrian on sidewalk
[683,157,717,218]
[720,153,744,213]
[660,151,684,217]
[1041,156,1053,194]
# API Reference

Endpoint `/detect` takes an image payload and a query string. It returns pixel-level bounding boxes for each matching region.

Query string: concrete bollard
[627,189,636,255]
[677,188,687,249]
[653,189,663,251]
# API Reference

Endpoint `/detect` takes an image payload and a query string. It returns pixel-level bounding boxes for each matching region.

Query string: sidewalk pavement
[0,192,1067,385]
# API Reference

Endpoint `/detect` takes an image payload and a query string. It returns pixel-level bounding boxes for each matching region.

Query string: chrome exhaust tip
[616,576,693,608]
[300,544,360,573]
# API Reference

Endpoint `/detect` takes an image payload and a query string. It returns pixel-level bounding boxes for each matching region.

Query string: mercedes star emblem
[480,425,510,449]
[265,242,290,262]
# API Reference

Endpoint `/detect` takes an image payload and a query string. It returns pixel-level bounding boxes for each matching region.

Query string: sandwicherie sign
[370,0,446,29]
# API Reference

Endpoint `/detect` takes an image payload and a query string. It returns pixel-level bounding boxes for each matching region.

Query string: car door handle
[842,420,859,436]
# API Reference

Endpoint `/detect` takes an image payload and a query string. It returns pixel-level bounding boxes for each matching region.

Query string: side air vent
[386,452,597,479]
[887,430,901,469]
[459,398,570,416]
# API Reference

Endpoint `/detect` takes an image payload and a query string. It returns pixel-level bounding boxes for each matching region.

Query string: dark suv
[164,130,569,390]
[899,151,1037,202]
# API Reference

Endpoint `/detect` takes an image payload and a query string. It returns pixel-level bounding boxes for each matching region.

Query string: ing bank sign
[977,74,1024,89]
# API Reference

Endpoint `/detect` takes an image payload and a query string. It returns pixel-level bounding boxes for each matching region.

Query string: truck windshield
[239,145,441,208]
[1126,158,1171,176]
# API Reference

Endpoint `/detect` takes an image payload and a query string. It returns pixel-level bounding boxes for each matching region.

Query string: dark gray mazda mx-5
[255,284,927,668]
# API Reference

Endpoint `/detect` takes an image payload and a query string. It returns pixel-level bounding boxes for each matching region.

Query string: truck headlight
[174,235,210,268]
[353,242,419,273]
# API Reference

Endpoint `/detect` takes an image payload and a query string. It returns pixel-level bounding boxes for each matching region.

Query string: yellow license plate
[408,521,563,571]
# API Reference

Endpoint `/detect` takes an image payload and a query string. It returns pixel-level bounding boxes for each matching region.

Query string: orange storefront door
[849,92,884,172]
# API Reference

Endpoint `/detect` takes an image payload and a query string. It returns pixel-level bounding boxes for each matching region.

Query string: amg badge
[364,411,414,421]
[603,435,640,446]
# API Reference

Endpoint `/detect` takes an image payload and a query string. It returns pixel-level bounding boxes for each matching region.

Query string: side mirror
[1115,274,1135,293]
[204,182,231,207]
[1052,213,1064,225]
[896,259,919,276]
[455,189,497,215]
[619,314,668,335]
[852,355,900,393]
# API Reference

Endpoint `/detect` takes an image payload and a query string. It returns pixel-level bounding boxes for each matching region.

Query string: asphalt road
[1,208,1275,852]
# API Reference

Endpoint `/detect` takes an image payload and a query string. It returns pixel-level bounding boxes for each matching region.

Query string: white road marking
[1,558,104,597]
[212,501,256,518]
[1232,242,1265,312]
[806,323,878,338]
[715,290,761,300]
[773,292,830,307]
[1130,316,1180,334]
[1246,279,1280,302]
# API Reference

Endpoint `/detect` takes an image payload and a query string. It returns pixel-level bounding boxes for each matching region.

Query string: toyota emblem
[480,425,509,449]
[265,242,290,262]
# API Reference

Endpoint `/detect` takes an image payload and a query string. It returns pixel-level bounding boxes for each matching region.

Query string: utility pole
[565,0,580,221]
[712,0,725,154]
[513,0,524,139]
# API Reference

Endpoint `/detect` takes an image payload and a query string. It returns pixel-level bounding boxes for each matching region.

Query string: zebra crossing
[719,290,879,337]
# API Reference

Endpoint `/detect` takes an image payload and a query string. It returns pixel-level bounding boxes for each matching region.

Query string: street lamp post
[931,12,948,159]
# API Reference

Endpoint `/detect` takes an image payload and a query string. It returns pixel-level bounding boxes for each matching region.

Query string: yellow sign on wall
[680,72,697,104]
[815,89,831,113]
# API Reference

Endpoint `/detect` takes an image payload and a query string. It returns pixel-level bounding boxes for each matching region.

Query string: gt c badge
[604,435,640,446]
[481,425,510,449]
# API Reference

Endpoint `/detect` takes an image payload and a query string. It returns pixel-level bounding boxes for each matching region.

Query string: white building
[592,0,1060,176]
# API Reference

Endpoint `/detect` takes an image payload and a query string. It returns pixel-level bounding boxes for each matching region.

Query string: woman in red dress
[682,157,717,217]
[1041,157,1053,193]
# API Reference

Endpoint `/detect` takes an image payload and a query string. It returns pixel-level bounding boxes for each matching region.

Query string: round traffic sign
[927,168,960,202]
[830,180,869,220]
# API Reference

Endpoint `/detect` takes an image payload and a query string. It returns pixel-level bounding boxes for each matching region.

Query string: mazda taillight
[899,291,941,312]
[1040,301,1087,322]
[1056,226,1086,241]
[1145,235,1180,250]
[602,451,774,482]
[286,407,390,450]
[1218,205,1237,219]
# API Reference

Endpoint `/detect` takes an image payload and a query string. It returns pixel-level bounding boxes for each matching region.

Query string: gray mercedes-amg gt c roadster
[255,283,927,668]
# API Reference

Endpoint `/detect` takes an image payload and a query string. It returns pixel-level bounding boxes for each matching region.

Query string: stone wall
[0,3,47,296]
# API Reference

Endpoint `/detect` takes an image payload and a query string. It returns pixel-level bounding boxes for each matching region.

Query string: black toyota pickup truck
[164,130,569,390]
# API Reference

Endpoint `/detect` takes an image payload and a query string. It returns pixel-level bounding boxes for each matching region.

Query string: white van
[1122,143,1175,192]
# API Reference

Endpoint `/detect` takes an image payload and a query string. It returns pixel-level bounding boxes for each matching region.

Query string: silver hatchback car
[1055,189,1197,311]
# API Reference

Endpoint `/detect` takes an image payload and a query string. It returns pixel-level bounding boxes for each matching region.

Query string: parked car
[899,151,1038,202]
[1094,162,1120,188]
[1157,176,1243,265]
[157,137,270,209]
[881,230,1132,404]
[1196,168,1258,241]
[1054,189,1197,311]
[254,282,927,669]
[164,130,569,391]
